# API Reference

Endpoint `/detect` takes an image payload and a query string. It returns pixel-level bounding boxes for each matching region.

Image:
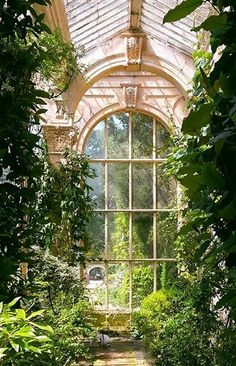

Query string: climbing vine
[30,149,95,264]
[0,0,83,299]
[164,0,236,321]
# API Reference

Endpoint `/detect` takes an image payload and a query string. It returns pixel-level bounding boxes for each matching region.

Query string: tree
[164,0,236,321]
[0,0,51,300]
[0,0,82,300]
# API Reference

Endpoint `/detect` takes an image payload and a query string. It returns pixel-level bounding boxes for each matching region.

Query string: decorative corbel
[124,32,146,65]
[123,84,138,108]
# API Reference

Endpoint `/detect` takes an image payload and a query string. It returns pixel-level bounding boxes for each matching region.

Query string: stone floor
[92,338,155,366]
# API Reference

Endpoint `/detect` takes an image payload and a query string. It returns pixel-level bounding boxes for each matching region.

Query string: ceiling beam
[35,0,71,42]
[129,0,142,29]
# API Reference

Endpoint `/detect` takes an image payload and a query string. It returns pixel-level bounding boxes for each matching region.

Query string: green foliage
[0,297,52,365]
[26,247,96,365]
[29,247,84,312]
[163,0,203,24]
[150,1,236,364]
[42,301,95,366]
[132,291,172,340]
[31,149,95,263]
[0,0,85,300]
[164,0,236,321]
[39,28,84,91]
[0,0,52,300]
[132,282,221,366]
[132,266,153,307]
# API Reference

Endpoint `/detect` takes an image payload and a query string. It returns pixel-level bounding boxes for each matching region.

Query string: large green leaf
[27,309,45,320]
[193,14,228,32]
[163,0,203,24]
[219,200,236,219]
[182,103,213,135]
[30,322,53,334]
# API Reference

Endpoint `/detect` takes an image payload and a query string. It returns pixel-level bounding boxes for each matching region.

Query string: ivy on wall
[30,149,95,264]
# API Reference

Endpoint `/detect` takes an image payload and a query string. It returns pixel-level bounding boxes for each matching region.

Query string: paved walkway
[93,338,155,366]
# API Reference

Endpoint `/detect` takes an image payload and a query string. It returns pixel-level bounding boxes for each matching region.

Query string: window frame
[84,111,179,311]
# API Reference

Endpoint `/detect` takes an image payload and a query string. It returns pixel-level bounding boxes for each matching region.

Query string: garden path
[93,338,155,366]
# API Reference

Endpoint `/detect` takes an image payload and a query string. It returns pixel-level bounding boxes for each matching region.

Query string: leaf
[182,103,213,135]
[219,200,236,219]
[34,90,49,98]
[13,326,34,338]
[201,162,224,190]
[193,14,228,32]
[10,340,20,352]
[222,233,236,254]
[27,309,45,320]
[40,22,52,34]
[34,335,51,342]
[34,98,46,105]
[16,309,26,320]
[0,348,7,359]
[163,0,203,24]
[30,322,54,334]
[7,297,21,309]
[35,108,48,115]
[219,72,233,97]
[27,344,42,353]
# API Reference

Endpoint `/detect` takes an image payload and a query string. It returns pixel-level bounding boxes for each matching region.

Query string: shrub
[0,298,52,365]
[132,287,218,365]
[43,300,96,366]
[132,290,173,348]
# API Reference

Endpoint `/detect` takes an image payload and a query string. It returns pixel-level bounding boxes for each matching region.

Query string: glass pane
[156,165,177,208]
[132,263,153,308]
[132,213,153,259]
[86,264,106,308]
[156,262,178,290]
[84,121,105,158]
[107,113,129,158]
[108,263,129,309]
[132,112,153,158]
[108,212,129,260]
[108,164,129,209]
[87,213,105,259]
[132,164,153,208]
[156,121,171,158]
[87,163,105,208]
[156,212,178,258]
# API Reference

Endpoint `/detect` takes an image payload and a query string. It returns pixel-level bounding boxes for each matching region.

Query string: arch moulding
[68,43,193,114]
[75,104,175,153]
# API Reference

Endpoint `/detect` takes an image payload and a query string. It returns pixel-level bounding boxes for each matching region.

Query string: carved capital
[44,126,77,153]
[123,85,138,108]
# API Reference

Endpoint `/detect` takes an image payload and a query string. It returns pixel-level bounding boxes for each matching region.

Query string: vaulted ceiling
[63,0,206,55]
[39,0,209,158]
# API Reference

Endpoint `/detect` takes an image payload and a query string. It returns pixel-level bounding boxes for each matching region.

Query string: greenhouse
[1,0,236,365]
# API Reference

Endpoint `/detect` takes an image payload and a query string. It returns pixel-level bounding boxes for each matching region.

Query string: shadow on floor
[91,338,155,366]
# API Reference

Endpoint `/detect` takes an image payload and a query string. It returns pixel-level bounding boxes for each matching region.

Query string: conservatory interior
[41,0,200,313]
[1,0,236,365]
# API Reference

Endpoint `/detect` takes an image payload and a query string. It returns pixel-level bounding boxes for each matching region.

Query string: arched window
[84,112,177,310]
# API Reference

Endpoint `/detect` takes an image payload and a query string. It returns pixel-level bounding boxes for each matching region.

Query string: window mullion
[104,118,108,308]
[153,117,157,292]
[129,112,132,310]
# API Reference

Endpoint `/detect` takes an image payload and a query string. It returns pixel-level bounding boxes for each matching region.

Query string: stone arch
[68,49,192,114]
